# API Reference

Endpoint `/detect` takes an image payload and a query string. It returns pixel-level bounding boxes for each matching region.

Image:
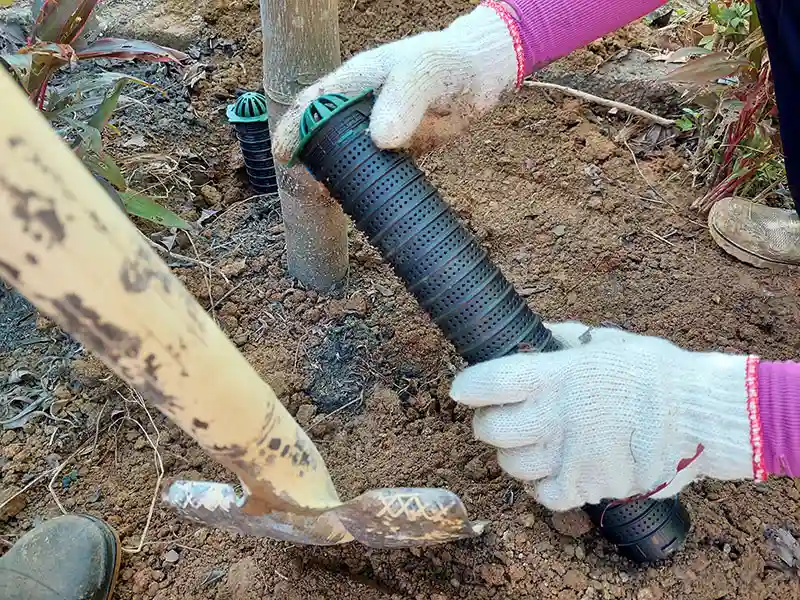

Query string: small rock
[478,563,506,586]
[295,404,317,426]
[553,225,567,238]
[221,259,247,278]
[343,293,367,316]
[1,430,17,445]
[574,545,586,560]
[636,586,663,600]
[132,569,152,594]
[564,569,588,590]
[35,314,55,331]
[134,436,148,451]
[551,509,593,537]
[519,513,537,528]
[164,549,180,563]
[227,556,261,598]
[199,184,222,205]
[464,456,488,481]
[233,332,249,347]
[326,300,346,319]
[193,528,209,546]
[507,564,526,583]
[124,134,148,149]
[0,486,27,521]
[151,570,165,582]
[304,307,322,324]
[374,284,394,297]
[587,197,603,210]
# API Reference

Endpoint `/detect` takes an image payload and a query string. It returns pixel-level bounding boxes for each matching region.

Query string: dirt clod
[0,487,26,521]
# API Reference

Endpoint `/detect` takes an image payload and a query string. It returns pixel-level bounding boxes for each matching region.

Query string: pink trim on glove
[501,0,667,75]
[481,0,527,87]
[745,355,767,481]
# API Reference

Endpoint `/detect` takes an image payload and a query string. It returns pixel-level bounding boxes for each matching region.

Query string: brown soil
[3,1,800,599]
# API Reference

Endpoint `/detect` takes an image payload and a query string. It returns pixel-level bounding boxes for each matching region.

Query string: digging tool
[0,68,486,548]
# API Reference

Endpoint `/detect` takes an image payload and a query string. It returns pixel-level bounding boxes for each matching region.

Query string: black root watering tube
[292,90,690,564]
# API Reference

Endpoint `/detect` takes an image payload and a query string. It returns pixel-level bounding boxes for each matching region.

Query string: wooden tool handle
[0,69,341,515]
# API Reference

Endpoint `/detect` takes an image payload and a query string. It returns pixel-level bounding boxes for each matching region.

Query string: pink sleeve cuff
[482,0,667,77]
[751,357,800,478]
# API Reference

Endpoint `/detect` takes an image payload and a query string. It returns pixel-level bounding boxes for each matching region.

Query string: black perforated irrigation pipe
[292,91,690,564]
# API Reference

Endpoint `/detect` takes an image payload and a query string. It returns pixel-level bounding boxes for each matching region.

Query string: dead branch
[524,80,676,127]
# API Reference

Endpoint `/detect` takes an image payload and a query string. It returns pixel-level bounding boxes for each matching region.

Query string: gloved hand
[449,322,757,512]
[273,3,520,162]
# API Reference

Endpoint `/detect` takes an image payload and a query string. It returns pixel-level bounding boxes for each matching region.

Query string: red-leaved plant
[0,0,192,229]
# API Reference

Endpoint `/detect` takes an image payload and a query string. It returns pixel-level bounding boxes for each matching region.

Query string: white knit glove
[273,4,518,162]
[449,322,757,512]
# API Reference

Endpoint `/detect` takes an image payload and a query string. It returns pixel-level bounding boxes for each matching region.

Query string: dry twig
[524,80,676,127]
[117,389,164,554]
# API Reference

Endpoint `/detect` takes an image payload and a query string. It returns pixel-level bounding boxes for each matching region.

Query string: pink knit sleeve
[482,0,668,76]
[751,359,800,478]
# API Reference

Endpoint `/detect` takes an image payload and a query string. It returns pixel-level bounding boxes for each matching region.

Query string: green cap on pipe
[226,91,269,124]
[290,89,372,166]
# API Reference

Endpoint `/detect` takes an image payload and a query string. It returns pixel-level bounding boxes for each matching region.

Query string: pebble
[464,456,488,481]
[478,563,506,586]
[0,486,27,521]
[199,184,222,205]
[551,509,593,537]
[194,528,209,545]
[574,545,586,560]
[564,569,588,590]
[295,404,317,426]
[374,284,394,297]
[344,293,367,316]
[518,513,537,528]
[221,258,247,278]
[553,225,567,237]
[164,549,180,563]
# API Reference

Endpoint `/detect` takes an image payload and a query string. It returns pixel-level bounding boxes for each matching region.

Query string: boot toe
[0,514,119,600]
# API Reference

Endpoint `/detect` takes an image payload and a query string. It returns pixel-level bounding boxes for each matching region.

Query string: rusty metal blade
[163,481,487,548]
[163,480,353,545]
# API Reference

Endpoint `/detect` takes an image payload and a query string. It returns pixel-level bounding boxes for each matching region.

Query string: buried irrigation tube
[294,91,690,564]
[227,91,278,196]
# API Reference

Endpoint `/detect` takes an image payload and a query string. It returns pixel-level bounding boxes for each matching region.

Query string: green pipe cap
[227,91,269,124]
[290,89,372,166]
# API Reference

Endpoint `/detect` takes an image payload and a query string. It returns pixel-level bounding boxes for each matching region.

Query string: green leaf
[87,77,128,130]
[0,53,33,90]
[120,191,191,229]
[675,116,695,132]
[76,37,187,62]
[59,116,102,153]
[81,152,127,191]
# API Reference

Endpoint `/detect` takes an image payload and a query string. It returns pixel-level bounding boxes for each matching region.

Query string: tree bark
[261,0,349,292]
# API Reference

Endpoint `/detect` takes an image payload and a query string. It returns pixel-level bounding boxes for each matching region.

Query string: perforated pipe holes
[297,93,690,565]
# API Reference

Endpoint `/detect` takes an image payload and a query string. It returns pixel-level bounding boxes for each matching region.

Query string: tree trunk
[260,0,349,292]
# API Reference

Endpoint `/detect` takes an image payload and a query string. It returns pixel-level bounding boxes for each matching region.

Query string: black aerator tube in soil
[294,91,690,564]
[227,91,278,195]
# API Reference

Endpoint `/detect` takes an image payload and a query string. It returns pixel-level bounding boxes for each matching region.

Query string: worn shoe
[708,196,800,268]
[0,514,120,600]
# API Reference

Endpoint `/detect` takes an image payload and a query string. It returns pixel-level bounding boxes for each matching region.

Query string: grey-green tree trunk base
[260,0,348,292]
